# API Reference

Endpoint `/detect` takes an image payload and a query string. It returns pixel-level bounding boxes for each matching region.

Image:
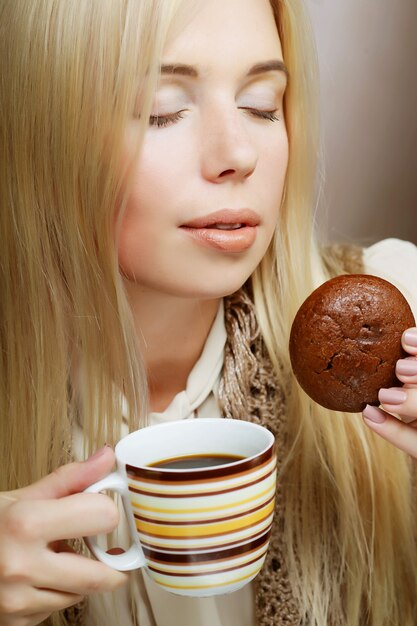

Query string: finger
[25,613,53,626]
[37,551,128,596]
[25,492,120,542]
[26,589,84,615]
[15,446,115,501]
[5,493,119,546]
[395,357,417,385]
[402,328,417,356]
[0,584,83,618]
[0,613,51,626]
[378,386,417,421]
[362,405,417,458]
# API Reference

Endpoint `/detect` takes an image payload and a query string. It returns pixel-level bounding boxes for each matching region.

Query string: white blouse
[76,238,417,626]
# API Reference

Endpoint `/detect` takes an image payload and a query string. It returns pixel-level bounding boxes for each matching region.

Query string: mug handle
[84,471,146,571]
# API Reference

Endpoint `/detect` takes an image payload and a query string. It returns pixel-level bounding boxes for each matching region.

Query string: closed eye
[149,111,186,127]
[240,108,280,122]
[149,107,280,128]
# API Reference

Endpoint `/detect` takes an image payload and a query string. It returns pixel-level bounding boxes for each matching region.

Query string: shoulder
[321,242,363,278]
[363,238,417,319]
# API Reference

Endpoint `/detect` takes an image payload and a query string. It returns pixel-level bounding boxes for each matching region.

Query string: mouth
[203,223,245,230]
[180,209,260,253]
[181,209,260,230]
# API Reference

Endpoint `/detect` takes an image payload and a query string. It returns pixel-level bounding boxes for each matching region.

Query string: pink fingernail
[107,547,126,555]
[363,404,386,424]
[404,328,417,347]
[85,444,111,462]
[378,388,407,405]
[396,359,417,376]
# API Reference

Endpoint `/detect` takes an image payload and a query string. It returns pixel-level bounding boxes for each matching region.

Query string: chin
[169,274,253,300]
[122,256,259,300]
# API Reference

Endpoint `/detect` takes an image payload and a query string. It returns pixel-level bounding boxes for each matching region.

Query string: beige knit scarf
[62,244,363,626]
[218,244,364,626]
[219,286,299,625]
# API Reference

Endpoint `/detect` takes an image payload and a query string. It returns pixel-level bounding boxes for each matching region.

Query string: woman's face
[119,0,288,299]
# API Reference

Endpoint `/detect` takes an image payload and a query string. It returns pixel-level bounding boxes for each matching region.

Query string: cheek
[117,188,155,275]
[115,164,150,274]
[268,129,289,178]
[261,131,289,213]
[116,148,180,273]
[125,134,189,216]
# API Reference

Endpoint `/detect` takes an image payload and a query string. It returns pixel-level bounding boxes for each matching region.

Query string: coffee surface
[149,453,244,470]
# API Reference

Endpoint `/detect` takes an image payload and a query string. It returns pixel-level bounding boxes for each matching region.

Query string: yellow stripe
[136,500,274,538]
[132,484,275,515]
[151,564,260,590]
[139,519,272,549]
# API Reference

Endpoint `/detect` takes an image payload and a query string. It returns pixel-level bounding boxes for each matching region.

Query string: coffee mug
[85,418,276,596]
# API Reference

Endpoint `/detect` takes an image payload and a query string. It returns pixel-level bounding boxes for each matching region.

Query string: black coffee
[149,453,244,470]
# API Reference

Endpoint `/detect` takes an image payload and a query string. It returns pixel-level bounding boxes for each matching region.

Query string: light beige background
[307,0,417,245]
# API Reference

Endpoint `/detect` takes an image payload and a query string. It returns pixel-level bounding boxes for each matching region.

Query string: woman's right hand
[0,446,128,626]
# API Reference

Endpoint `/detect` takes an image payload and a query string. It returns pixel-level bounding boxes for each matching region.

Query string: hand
[0,446,127,626]
[362,327,417,458]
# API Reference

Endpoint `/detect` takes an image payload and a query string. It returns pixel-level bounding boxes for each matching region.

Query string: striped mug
[85,418,276,597]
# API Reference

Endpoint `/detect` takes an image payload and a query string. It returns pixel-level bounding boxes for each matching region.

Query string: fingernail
[106,547,126,555]
[85,444,111,462]
[396,358,417,376]
[378,388,407,405]
[404,328,417,347]
[363,404,386,424]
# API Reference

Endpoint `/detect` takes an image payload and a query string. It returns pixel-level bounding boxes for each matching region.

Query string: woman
[1,0,416,625]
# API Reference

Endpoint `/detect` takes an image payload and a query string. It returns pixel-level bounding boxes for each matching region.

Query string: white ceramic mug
[85,418,276,597]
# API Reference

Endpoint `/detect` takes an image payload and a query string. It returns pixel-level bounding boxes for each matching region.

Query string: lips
[180,209,260,253]
[182,209,260,229]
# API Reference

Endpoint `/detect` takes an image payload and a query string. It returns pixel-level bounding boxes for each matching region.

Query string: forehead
[164,0,283,69]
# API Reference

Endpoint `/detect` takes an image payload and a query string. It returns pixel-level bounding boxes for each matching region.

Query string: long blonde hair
[0,0,181,483]
[1,1,416,626]
[0,3,183,624]
[251,1,417,624]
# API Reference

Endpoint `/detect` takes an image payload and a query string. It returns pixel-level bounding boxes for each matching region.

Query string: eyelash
[149,108,280,128]
[243,108,280,122]
[149,111,186,128]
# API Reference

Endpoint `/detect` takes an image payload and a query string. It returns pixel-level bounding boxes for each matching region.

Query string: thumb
[14,445,116,501]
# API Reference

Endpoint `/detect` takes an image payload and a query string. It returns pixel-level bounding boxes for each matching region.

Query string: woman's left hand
[362,327,417,458]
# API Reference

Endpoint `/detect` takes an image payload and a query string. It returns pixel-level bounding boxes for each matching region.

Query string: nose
[199,103,257,183]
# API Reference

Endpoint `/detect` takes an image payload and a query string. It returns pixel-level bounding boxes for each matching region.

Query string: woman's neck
[123,282,220,412]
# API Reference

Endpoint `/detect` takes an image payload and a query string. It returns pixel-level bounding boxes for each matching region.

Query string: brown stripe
[143,533,269,565]
[128,465,276,498]
[147,552,266,577]
[129,453,273,487]
[134,494,275,526]
[139,526,272,553]
[127,443,275,483]
[137,509,274,540]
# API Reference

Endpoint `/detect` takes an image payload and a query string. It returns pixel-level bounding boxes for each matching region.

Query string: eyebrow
[248,60,289,77]
[160,60,289,79]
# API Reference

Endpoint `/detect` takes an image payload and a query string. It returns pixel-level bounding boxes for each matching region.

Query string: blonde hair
[0,1,182,623]
[0,0,182,478]
[251,1,417,624]
[1,1,416,626]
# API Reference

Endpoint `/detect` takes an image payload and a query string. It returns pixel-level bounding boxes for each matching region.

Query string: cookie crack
[314,352,338,374]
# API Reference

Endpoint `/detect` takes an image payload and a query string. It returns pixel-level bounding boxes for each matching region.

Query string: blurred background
[307,0,417,245]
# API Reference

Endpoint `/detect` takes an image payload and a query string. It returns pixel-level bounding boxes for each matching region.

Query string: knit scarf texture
[61,244,364,626]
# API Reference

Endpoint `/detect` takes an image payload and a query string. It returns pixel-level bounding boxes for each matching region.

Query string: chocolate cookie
[289,274,415,412]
